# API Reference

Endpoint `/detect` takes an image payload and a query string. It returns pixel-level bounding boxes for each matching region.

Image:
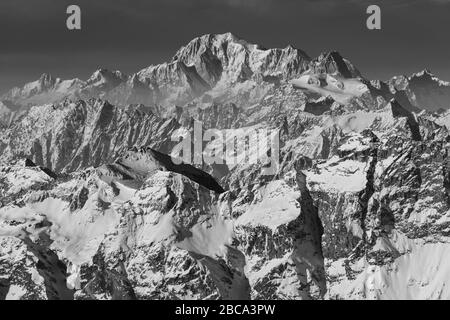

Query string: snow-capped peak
[87,69,128,85]
[409,69,450,86]
[38,73,57,88]
[309,51,360,79]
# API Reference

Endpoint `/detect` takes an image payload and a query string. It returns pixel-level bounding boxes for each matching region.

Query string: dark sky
[1,0,449,94]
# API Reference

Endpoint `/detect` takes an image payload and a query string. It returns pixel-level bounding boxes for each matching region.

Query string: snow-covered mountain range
[1,33,450,300]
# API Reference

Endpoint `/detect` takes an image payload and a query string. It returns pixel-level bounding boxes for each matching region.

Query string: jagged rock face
[0,100,23,128]
[388,70,450,112]
[308,51,360,79]
[2,74,84,107]
[0,237,48,300]
[193,103,246,130]
[0,154,249,300]
[1,97,450,300]
[306,113,450,299]
[0,100,181,173]
[1,33,450,300]
[136,61,212,106]
[173,33,310,85]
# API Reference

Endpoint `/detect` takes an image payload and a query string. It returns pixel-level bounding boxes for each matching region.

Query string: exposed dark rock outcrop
[389,99,421,141]
[22,231,74,300]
